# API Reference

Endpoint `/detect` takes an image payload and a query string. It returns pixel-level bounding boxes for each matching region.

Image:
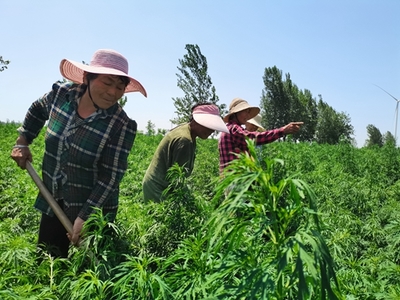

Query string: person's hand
[11,146,32,169]
[10,136,32,169]
[282,122,304,135]
[67,217,85,246]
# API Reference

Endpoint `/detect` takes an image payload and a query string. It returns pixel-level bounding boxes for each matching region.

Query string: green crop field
[1,121,400,299]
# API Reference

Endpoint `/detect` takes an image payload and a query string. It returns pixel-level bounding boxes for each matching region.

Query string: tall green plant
[144,163,205,258]
[207,139,341,299]
[112,253,171,299]
[161,139,342,299]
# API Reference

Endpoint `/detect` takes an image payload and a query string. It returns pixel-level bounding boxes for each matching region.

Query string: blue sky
[1,0,399,147]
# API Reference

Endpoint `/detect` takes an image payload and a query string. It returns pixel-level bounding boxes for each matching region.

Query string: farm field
[1,121,400,299]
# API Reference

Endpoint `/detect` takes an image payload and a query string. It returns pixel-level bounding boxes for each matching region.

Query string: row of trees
[170,44,358,145]
[5,48,394,147]
[365,124,396,147]
[261,67,354,144]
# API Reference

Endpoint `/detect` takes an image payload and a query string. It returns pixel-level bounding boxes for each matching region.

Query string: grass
[1,122,400,298]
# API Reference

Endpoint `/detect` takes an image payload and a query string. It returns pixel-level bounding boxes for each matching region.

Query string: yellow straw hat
[247,114,266,131]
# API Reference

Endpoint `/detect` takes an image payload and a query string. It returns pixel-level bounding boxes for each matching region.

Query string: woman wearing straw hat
[219,98,303,173]
[245,114,266,161]
[143,103,229,202]
[10,49,146,257]
[245,114,266,132]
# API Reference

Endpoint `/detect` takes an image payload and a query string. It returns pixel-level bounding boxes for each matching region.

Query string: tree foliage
[157,128,168,136]
[365,124,383,147]
[383,131,396,146]
[0,56,10,72]
[260,66,290,130]
[171,44,226,125]
[315,98,354,144]
[145,120,156,136]
[297,89,318,142]
[260,66,354,145]
[260,66,320,142]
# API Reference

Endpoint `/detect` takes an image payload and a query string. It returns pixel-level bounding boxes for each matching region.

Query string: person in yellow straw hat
[245,114,266,132]
[245,114,266,160]
[11,49,146,258]
[218,98,303,173]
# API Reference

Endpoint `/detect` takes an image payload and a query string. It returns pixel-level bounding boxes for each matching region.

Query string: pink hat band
[192,104,229,133]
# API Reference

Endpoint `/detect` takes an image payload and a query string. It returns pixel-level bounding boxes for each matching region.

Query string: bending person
[10,49,146,257]
[143,103,229,202]
[245,114,266,132]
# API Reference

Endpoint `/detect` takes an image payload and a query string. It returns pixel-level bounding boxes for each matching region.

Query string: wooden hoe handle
[25,161,74,236]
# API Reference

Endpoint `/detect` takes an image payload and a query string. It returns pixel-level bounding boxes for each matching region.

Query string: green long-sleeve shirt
[142,124,195,202]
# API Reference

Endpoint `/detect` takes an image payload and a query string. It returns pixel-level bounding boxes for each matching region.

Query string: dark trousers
[38,212,70,258]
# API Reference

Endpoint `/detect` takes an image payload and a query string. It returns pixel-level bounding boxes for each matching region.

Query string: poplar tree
[366,124,383,147]
[260,65,353,144]
[383,131,396,146]
[171,44,226,125]
[260,66,290,130]
[315,98,354,144]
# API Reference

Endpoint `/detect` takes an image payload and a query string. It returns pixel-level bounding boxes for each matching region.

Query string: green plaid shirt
[18,82,136,221]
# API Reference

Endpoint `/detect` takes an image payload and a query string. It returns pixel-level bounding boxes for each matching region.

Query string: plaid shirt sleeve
[17,86,58,143]
[219,122,284,173]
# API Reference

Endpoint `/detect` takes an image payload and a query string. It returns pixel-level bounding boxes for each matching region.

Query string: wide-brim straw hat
[59,49,147,96]
[192,104,229,133]
[247,114,266,131]
[223,98,260,123]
